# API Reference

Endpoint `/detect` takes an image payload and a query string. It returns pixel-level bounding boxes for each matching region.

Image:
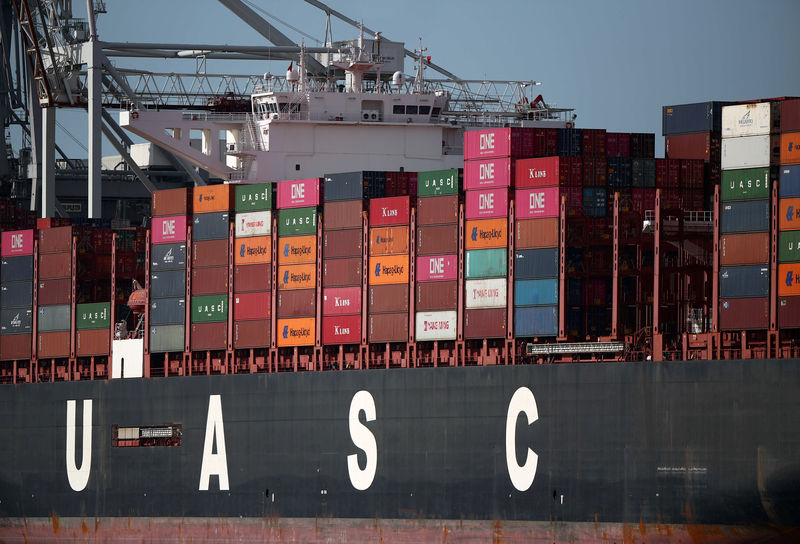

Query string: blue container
[720,265,769,298]
[1,256,33,282]
[631,159,655,188]
[514,279,558,306]
[514,306,558,337]
[150,270,186,298]
[566,306,584,338]
[662,101,733,135]
[515,248,558,280]
[582,187,607,217]
[324,172,363,202]
[0,281,32,307]
[150,243,187,271]
[566,278,582,305]
[557,128,583,156]
[607,157,632,188]
[720,200,769,234]
[150,297,187,325]
[192,212,230,241]
[780,165,800,199]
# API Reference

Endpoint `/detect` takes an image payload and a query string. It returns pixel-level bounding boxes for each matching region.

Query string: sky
[41,0,800,159]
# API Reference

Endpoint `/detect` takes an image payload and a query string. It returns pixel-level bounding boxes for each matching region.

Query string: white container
[465,278,507,309]
[722,103,772,138]
[721,135,771,170]
[235,211,272,238]
[415,311,457,341]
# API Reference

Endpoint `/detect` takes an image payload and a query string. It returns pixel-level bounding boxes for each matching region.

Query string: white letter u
[66,399,92,491]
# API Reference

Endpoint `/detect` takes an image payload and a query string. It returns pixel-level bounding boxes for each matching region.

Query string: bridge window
[406,105,418,115]
[419,106,431,115]
[393,105,405,115]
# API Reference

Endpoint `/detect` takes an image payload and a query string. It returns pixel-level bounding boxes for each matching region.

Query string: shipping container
[606,133,631,158]
[465,248,507,279]
[582,187,607,217]
[38,226,72,253]
[721,135,773,170]
[1,229,34,257]
[190,322,227,351]
[464,157,513,189]
[779,230,800,263]
[582,129,608,157]
[464,308,507,339]
[368,255,409,285]
[322,286,361,316]
[151,216,187,245]
[150,243,187,271]
[149,297,186,325]
[415,311,457,341]
[76,302,110,330]
[37,278,71,305]
[368,312,408,343]
[416,254,457,282]
[278,263,316,290]
[557,128,583,156]
[779,198,800,231]
[631,158,656,188]
[192,212,230,241]
[662,101,731,135]
[720,298,769,331]
[465,219,508,250]
[721,103,774,138]
[152,187,190,217]
[149,270,186,298]
[720,168,771,201]
[234,263,271,292]
[192,239,229,268]
[783,99,800,132]
[515,248,559,280]
[191,294,228,323]
[323,228,363,259]
[465,278,507,309]
[417,169,460,197]
[233,291,272,320]
[37,330,69,358]
[323,200,363,231]
[234,236,272,265]
[191,266,228,295]
[720,233,770,266]
[465,188,508,220]
[276,178,320,209]
[417,224,458,255]
[780,165,800,198]
[76,328,109,357]
[0,333,31,360]
[279,235,317,265]
[514,156,559,188]
[514,305,558,337]
[665,133,720,161]
[322,314,361,345]
[369,196,410,226]
[515,187,561,219]
[782,132,800,165]
[276,289,315,318]
[779,263,800,296]
[234,211,272,237]
[778,295,800,328]
[415,281,457,312]
[416,195,459,226]
[233,319,270,349]
[514,279,559,306]
[322,257,362,287]
[0,307,32,335]
[721,265,770,298]
[721,200,770,234]
[1,255,33,281]
[464,127,529,160]
[369,226,409,256]
[193,184,232,214]
[149,324,185,353]
[234,182,272,212]
[368,284,410,313]
[276,317,315,347]
[278,207,317,237]
[516,218,559,250]
[324,172,363,202]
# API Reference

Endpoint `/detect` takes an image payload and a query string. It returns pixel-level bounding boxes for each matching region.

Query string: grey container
[1,256,33,282]
[1,281,32,308]
[150,243,187,271]
[662,101,732,135]
[324,172,363,202]
[0,307,32,335]
[149,324,185,353]
[515,248,559,280]
[150,270,186,298]
[192,212,230,241]
[37,304,71,332]
[720,200,769,234]
[150,297,186,325]
[720,265,769,299]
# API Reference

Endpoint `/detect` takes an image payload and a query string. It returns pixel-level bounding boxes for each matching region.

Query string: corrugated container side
[779,198,800,231]
[463,128,515,160]
[662,101,730,135]
[323,228,363,258]
[323,200,363,230]
[665,133,720,161]
[1,255,34,281]
[779,230,800,263]
[465,278,507,309]
[720,298,769,331]
[37,331,70,358]
[192,212,230,241]
[465,219,508,250]
[276,289,316,318]
[721,135,773,170]
[323,172,363,202]
[416,195,459,225]
[369,196,411,226]
[780,165,800,198]
[322,258,362,287]
[1,230,34,257]
[720,168,771,201]
[417,225,458,255]
[368,312,408,343]
[782,132,800,165]
[76,302,110,330]
[416,254,458,282]
[514,156,561,188]
[276,317,315,347]
[38,226,72,253]
[514,306,558,337]
[514,279,559,306]
[190,322,227,351]
[465,248,507,279]
[368,255,409,285]
[3,281,33,308]
[721,103,772,138]
[191,266,228,295]
[76,329,109,357]
[779,263,800,296]
[233,319,271,349]
[151,243,187,271]
[278,264,316,290]
[190,294,228,323]
[415,281,457,311]
[516,218,559,249]
[464,157,513,189]
[782,99,800,132]
[192,239,229,268]
[234,211,272,237]
[37,304,70,332]
[465,188,508,219]
[278,207,317,237]
[322,286,361,316]
[234,263,271,292]
[415,311,457,341]
[464,308,507,339]
[368,284,410,314]
[193,184,232,214]
[721,265,770,298]
[149,297,186,325]
[721,200,770,233]
[515,187,561,219]
[278,235,317,265]
[37,278,71,305]
[234,236,272,265]
[417,169,460,197]
[369,226,409,256]
[514,248,559,280]
[151,216,187,245]
[234,182,271,212]
[0,332,31,359]
[234,291,272,320]
[0,308,32,334]
[322,314,361,345]
[149,324,185,353]
[276,178,320,209]
[777,295,800,328]
[152,187,190,217]
[720,233,770,266]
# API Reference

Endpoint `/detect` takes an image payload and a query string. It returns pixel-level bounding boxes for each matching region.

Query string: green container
[417,169,460,197]
[779,230,800,263]
[720,167,770,201]
[235,183,272,212]
[278,207,317,236]
[465,248,508,279]
[191,294,228,323]
[149,324,184,353]
[76,302,111,330]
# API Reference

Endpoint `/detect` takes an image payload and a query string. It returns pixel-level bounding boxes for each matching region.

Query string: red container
[322,286,361,316]
[415,281,457,311]
[234,263,271,293]
[368,196,410,226]
[368,312,408,343]
[322,258,362,287]
[38,278,71,305]
[152,187,190,217]
[631,188,656,215]
[783,99,800,133]
[1,229,34,257]
[276,178,320,209]
[665,132,720,161]
[151,216,187,245]
[276,289,316,318]
[38,331,70,358]
[323,200,363,230]
[720,233,769,266]
[38,252,71,280]
[679,159,705,189]
[515,157,560,188]
[234,291,271,320]
[582,129,607,157]
[39,226,72,253]
[778,295,800,328]
[191,322,227,351]
[322,314,361,345]
[76,329,110,357]
[416,194,459,225]
[191,266,228,295]
[465,188,508,220]
[233,319,271,349]
[368,284,409,313]
[656,159,680,188]
[606,133,630,158]
[720,298,769,331]
[464,157,513,189]
[515,187,561,219]
[533,128,558,157]
[464,308,507,339]
[416,254,457,282]
[464,127,531,160]
[323,228,363,259]
[0,333,31,361]
[192,239,229,268]
[417,225,458,255]
[516,218,559,249]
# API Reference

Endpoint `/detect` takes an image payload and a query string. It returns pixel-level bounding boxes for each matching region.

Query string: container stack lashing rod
[105,231,117,380]
[313,216,323,372]
[183,225,191,376]
[359,210,368,370]
[652,189,663,361]
[557,195,567,347]
[506,198,515,365]
[611,192,620,343]
[30,237,39,382]
[69,232,77,379]
[711,184,720,360]
[143,229,151,377]
[225,221,234,374]
[769,181,779,357]
[268,213,278,373]
[456,201,465,366]
[408,205,417,368]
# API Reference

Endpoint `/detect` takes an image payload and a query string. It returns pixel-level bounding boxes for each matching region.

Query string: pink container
[464,128,528,160]
[152,215,187,244]
[1,229,34,257]
[464,157,513,189]
[465,188,508,220]
[416,254,458,282]
[276,178,320,209]
[322,314,361,345]
[368,196,410,226]
[515,187,561,219]
[322,286,362,316]
[515,157,561,188]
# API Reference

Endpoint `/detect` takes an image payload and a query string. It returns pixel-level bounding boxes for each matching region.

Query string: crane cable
[240,0,322,45]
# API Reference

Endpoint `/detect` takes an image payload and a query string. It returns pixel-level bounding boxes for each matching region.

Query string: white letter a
[199,395,229,491]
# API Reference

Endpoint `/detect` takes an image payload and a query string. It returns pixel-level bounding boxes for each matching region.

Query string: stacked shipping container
[776,100,800,326]
[0,229,34,361]
[36,226,73,358]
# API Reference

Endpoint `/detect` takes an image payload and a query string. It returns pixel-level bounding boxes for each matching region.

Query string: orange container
[193,184,232,213]
[779,263,800,296]
[465,219,508,250]
[278,263,316,290]
[781,132,800,165]
[234,235,272,265]
[278,235,317,265]
[779,198,800,231]
[368,254,409,285]
[369,226,409,256]
[276,317,316,347]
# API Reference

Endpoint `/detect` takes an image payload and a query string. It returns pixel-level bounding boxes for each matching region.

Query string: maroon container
[322,314,361,345]
[76,329,110,357]
[277,289,316,318]
[778,296,800,328]
[234,291,272,320]
[38,331,70,358]
[323,228,363,259]
[720,233,769,266]
[368,284,409,314]
[783,99,800,133]
[516,218,559,249]
[234,263,271,293]
[324,200,364,230]
[192,239,229,268]
[322,258,362,287]
[0,333,31,361]
[369,196,410,227]
[152,187,190,217]
[417,225,458,255]
[415,281,457,312]
[323,286,361,316]
[190,322,227,351]
[39,226,72,254]
[665,133,721,161]
[38,278,71,305]
[38,251,72,280]
[720,298,769,331]
[464,308,507,339]
[192,266,228,295]
[233,319,271,349]
[368,312,408,343]
[417,195,459,226]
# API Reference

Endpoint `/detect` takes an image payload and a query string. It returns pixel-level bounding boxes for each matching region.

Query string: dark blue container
[567,278,582,305]
[514,279,558,306]
[582,187,607,217]
[1,256,33,282]
[720,265,769,298]
[566,305,584,338]
[150,243,187,271]
[780,165,800,199]
[632,159,656,188]
[557,128,583,156]
[607,157,633,188]
[0,307,32,335]
[514,248,558,280]
[514,306,558,337]
[324,172,363,202]
[720,200,770,234]
[150,297,187,325]
[661,101,733,135]
[150,270,186,298]
[192,212,230,241]
[1,281,32,307]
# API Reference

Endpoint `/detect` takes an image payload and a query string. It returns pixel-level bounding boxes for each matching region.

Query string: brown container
[782,99,800,133]
[192,239,229,268]
[778,296,800,329]
[277,289,316,318]
[152,187,190,217]
[233,319,271,349]
[190,322,227,351]
[415,280,458,311]
[516,218,559,250]
[368,284,410,314]
[38,331,70,358]
[38,278,71,305]
[0,333,31,361]
[369,226,409,256]
[192,266,229,295]
[76,328,110,357]
[323,257,362,287]
[417,195,459,226]
[417,224,458,255]
[323,228,363,259]
[720,233,769,266]
[368,312,409,343]
[464,308,507,339]
[39,226,72,254]
[234,263,271,293]
[38,251,72,279]
[720,298,769,331]
[324,200,363,230]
